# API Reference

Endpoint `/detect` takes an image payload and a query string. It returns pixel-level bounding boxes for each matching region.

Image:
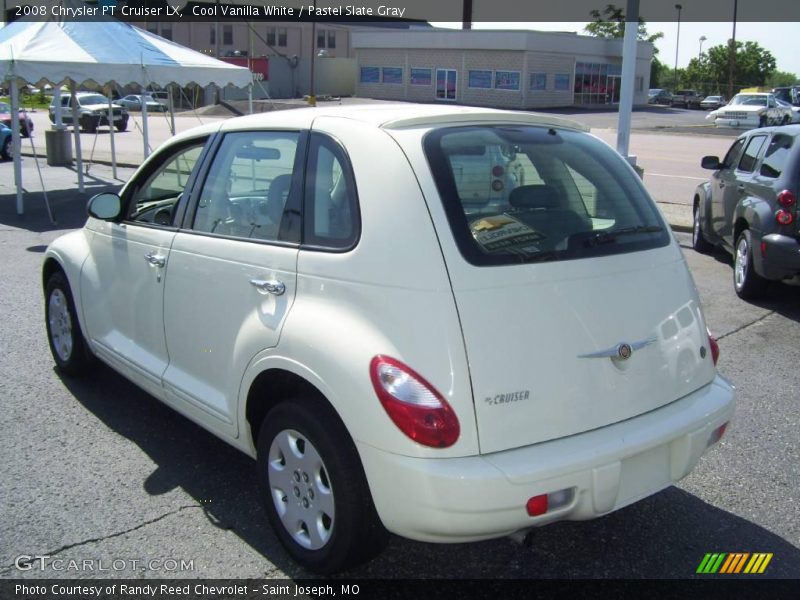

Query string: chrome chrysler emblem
[578,337,657,360]
[617,343,633,360]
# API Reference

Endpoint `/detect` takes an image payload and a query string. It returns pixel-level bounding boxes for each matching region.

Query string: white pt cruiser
[43,105,735,573]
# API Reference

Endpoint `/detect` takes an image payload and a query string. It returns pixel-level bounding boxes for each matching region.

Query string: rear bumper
[358,375,734,543]
[755,233,800,279]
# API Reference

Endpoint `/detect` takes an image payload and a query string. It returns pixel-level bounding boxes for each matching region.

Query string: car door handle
[144,252,166,268]
[250,279,286,296]
[737,184,746,192]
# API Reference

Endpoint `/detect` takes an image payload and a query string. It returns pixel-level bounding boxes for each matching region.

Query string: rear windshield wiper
[584,225,664,247]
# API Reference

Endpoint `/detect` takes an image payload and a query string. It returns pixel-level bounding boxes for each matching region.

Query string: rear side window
[302,133,359,250]
[738,135,767,173]
[424,126,669,266]
[759,134,794,178]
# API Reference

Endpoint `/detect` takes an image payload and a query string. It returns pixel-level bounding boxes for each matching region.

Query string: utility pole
[673,4,682,90]
[727,0,738,100]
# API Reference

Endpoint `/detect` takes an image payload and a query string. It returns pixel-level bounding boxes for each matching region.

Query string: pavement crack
[0,504,201,575]
[717,310,775,342]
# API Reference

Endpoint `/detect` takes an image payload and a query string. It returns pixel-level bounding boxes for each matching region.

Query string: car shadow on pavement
[57,362,800,580]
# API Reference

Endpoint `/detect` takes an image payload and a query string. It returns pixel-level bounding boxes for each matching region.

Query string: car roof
[167,103,590,146]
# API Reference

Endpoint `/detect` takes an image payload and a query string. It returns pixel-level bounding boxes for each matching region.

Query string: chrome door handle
[250,279,286,296]
[144,252,166,268]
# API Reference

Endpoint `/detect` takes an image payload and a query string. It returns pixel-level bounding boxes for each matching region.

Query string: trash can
[45,128,73,166]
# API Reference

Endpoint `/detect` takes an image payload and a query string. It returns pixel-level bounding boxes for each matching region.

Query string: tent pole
[53,86,64,129]
[141,84,149,159]
[10,79,23,215]
[168,85,175,135]
[70,82,85,194]
[107,88,117,180]
[248,83,253,114]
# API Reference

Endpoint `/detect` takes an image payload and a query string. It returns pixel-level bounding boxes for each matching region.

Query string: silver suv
[48,92,129,133]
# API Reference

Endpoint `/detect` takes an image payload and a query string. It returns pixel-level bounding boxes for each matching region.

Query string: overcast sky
[433,22,800,79]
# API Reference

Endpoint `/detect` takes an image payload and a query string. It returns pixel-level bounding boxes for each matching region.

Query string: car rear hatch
[422,124,717,454]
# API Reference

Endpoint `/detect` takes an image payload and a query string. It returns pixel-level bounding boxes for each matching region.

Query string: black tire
[21,124,30,138]
[692,203,713,253]
[80,116,98,133]
[256,398,388,574]
[1,137,11,161]
[758,115,767,128]
[733,230,768,300]
[45,271,94,376]
[116,118,128,132]
[781,115,790,126]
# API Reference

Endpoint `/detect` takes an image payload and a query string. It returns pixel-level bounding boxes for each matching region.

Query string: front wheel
[116,118,128,132]
[781,115,791,126]
[256,399,387,574]
[692,204,713,253]
[734,230,768,300]
[45,271,93,375]
[758,115,767,128]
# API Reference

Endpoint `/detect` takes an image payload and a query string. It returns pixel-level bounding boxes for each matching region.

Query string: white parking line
[645,172,707,181]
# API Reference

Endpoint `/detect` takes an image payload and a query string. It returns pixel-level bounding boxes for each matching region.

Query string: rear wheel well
[246,369,334,446]
[733,218,749,243]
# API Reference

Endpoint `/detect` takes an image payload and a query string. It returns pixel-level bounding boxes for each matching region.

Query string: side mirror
[701,156,722,170]
[87,192,122,220]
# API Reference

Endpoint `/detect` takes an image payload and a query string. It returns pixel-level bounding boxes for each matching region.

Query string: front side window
[126,141,207,226]
[722,138,746,169]
[424,126,669,266]
[192,131,300,242]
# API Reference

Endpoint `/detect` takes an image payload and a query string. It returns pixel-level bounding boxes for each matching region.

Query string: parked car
[116,94,168,113]
[48,92,129,133]
[648,88,672,105]
[699,95,727,110]
[0,122,12,160]
[693,125,800,298]
[706,93,792,128]
[771,86,800,107]
[776,99,800,124]
[0,101,34,137]
[43,105,734,574]
[671,89,704,109]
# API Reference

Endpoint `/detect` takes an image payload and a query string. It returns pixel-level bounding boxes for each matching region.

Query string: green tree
[683,41,776,95]
[584,4,665,87]
[766,70,799,88]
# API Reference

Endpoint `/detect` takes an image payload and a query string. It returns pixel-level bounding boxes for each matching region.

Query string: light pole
[699,35,707,58]
[728,0,738,100]
[673,4,682,90]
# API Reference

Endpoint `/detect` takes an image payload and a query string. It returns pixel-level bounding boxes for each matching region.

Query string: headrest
[509,184,559,210]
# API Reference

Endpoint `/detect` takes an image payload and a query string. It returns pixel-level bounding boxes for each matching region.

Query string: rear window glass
[423,126,669,266]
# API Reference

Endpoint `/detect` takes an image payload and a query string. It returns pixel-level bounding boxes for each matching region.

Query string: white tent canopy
[1,10,252,215]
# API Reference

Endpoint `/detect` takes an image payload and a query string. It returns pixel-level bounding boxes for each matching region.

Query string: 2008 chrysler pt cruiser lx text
[43,105,735,573]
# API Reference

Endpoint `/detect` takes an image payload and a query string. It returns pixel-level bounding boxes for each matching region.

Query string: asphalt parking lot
[1,106,797,583]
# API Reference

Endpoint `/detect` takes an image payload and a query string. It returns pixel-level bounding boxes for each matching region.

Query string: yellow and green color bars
[696,552,773,574]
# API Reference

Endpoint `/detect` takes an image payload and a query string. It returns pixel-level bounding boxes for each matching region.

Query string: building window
[359,67,380,84]
[554,74,571,91]
[635,76,644,92]
[382,67,403,84]
[223,25,232,46]
[210,26,215,46]
[529,72,546,91]
[327,31,336,49]
[468,70,492,89]
[277,28,287,47]
[410,68,432,86]
[574,62,621,105]
[436,69,457,101]
[494,71,520,91]
[317,30,326,48]
[266,28,275,46]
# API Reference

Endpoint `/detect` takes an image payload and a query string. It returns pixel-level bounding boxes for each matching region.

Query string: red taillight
[777,189,796,208]
[707,422,728,448]
[526,494,548,516]
[492,165,505,177]
[707,330,720,366]
[776,209,794,226]
[369,356,460,448]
